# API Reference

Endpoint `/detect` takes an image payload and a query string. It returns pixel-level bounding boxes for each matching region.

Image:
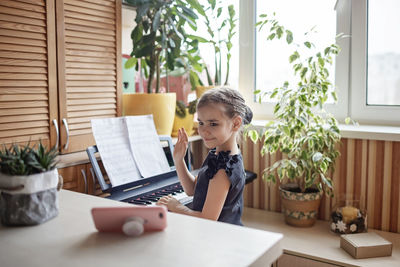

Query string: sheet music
[91,117,141,187]
[125,115,171,178]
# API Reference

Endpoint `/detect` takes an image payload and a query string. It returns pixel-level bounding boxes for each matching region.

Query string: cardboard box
[340,232,392,259]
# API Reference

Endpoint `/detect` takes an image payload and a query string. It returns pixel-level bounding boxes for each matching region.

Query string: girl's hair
[197,87,253,126]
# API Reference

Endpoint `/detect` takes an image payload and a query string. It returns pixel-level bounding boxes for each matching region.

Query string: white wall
[122,6,136,56]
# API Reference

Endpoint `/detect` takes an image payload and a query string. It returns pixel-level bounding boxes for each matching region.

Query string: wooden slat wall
[56,0,121,153]
[0,0,57,146]
[239,137,400,233]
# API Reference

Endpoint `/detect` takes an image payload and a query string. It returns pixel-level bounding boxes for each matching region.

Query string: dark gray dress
[192,149,245,226]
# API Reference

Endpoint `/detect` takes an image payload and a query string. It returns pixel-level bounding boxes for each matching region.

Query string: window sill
[251,120,400,142]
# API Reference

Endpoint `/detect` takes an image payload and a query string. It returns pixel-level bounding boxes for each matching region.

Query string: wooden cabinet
[55,0,122,153]
[0,0,122,154]
[276,254,342,267]
[58,163,87,193]
[57,152,111,195]
[0,0,58,147]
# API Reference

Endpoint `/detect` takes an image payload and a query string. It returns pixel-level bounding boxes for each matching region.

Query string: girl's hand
[156,195,181,212]
[173,128,188,163]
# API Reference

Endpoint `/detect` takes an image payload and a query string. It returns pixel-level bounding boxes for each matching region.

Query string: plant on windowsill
[187,0,237,97]
[122,0,200,135]
[125,0,199,93]
[0,142,61,226]
[245,14,353,227]
[172,99,197,137]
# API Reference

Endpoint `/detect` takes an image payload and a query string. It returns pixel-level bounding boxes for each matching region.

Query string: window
[367,0,400,106]
[239,0,400,125]
[350,0,400,125]
[255,0,336,103]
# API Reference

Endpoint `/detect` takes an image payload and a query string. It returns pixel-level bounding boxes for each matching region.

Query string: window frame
[350,0,400,126]
[239,0,400,126]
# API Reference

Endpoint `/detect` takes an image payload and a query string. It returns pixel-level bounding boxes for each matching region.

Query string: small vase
[195,85,215,99]
[171,109,194,137]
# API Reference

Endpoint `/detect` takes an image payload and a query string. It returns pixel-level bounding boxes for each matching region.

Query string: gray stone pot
[0,169,61,226]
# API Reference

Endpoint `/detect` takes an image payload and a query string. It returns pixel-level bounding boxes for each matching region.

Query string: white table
[0,190,282,267]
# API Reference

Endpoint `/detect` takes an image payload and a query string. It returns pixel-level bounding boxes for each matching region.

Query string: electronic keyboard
[86,136,256,207]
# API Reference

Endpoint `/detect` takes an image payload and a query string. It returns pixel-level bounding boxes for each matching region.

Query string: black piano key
[139,199,152,205]
[163,192,177,195]
[141,196,159,202]
[161,189,176,194]
[155,192,171,196]
[129,200,147,205]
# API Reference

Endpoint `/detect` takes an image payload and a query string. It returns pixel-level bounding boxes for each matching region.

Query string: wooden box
[340,232,392,259]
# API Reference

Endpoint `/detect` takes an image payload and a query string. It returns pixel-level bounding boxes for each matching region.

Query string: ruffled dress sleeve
[204,150,241,185]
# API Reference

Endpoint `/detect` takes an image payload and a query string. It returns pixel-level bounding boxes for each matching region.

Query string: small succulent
[188,99,197,115]
[0,141,58,176]
[175,99,197,118]
[30,142,58,172]
[175,101,187,118]
[0,143,33,175]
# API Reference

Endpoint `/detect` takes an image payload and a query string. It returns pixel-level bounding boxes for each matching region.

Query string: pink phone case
[91,206,167,232]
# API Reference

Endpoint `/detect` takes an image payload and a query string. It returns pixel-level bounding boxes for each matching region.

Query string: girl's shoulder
[203,149,243,180]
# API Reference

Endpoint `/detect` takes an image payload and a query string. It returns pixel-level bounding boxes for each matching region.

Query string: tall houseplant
[125,0,199,93]
[187,0,237,97]
[246,14,344,227]
[123,0,200,135]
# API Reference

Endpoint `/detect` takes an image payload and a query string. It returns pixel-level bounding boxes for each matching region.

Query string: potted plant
[0,142,60,226]
[172,99,197,137]
[187,0,237,98]
[123,0,200,135]
[246,14,345,227]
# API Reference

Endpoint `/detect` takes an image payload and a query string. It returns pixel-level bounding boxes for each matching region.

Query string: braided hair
[197,87,253,126]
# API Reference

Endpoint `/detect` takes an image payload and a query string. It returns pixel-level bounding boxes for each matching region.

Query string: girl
[157,87,253,225]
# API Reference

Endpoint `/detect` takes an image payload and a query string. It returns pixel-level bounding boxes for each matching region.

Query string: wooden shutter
[0,0,58,147]
[56,0,122,153]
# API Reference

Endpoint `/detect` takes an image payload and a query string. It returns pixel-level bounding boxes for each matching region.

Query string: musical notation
[91,117,141,186]
[125,116,171,178]
[91,115,171,186]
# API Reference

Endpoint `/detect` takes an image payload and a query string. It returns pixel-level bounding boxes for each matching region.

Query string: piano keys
[124,183,193,206]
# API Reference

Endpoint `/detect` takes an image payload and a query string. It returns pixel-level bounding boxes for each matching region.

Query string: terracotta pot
[171,109,194,137]
[279,183,322,227]
[161,75,193,104]
[122,93,176,135]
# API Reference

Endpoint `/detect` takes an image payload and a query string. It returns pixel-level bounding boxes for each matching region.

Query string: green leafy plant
[188,0,237,87]
[246,14,347,197]
[125,0,200,93]
[175,99,197,118]
[0,142,58,176]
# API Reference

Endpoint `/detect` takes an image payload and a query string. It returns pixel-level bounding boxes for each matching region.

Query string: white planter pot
[0,169,60,226]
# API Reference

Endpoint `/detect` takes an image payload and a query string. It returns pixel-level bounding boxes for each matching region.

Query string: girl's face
[197,103,241,152]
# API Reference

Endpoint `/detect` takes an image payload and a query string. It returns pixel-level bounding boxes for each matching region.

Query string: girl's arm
[173,128,196,196]
[157,169,230,221]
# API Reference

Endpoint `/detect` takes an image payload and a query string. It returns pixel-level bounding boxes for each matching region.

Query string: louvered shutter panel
[0,0,58,147]
[56,0,122,153]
